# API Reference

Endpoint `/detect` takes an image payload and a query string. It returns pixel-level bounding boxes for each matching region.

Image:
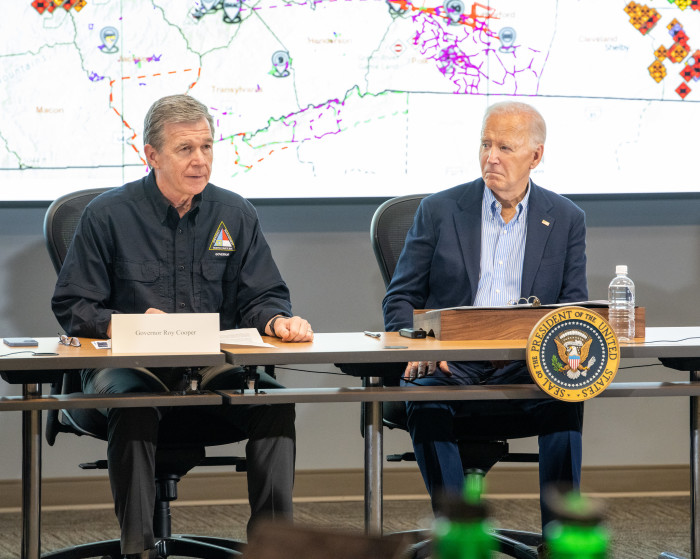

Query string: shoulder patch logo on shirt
[526,306,619,402]
[209,221,236,252]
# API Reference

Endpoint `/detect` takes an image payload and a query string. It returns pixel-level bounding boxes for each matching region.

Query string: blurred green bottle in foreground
[544,488,609,559]
[433,469,494,559]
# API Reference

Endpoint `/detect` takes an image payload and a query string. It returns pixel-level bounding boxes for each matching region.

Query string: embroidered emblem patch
[209,221,235,252]
[526,306,619,402]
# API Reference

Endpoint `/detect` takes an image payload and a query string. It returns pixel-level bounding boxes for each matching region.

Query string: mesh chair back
[370,195,426,287]
[43,188,111,273]
[43,188,111,444]
[369,195,425,391]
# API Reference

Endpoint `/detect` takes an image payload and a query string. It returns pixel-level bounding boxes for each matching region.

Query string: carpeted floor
[0,495,692,558]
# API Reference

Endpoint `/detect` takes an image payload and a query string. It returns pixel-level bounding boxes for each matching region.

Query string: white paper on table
[220,328,276,348]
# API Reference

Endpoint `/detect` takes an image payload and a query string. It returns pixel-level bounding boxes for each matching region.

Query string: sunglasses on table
[58,334,81,347]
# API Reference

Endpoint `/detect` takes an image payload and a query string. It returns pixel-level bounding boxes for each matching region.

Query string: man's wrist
[268,315,284,337]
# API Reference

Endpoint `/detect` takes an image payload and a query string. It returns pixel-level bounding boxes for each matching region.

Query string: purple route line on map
[410,9,543,94]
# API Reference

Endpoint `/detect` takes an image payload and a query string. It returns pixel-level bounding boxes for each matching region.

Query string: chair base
[41,535,245,559]
[495,529,541,558]
[395,528,541,559]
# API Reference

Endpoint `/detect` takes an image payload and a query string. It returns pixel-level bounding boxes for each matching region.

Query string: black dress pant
[82,364,295,555]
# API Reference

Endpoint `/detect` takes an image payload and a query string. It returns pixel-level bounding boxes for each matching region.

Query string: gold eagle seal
[527,306,619,402]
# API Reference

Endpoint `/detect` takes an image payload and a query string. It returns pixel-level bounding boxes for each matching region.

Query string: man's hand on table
[266,315,314,343]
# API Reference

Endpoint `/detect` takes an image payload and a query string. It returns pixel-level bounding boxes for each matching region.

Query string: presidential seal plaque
[527,306,620,402]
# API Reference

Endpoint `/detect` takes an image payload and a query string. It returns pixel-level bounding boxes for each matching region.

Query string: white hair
[482,101,546,148]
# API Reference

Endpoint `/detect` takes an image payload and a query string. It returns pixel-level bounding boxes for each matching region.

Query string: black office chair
[370,194,543,559]
[43,188,249,559]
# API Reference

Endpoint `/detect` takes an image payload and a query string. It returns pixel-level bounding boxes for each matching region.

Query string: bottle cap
[463,468,486,504]
[544,487,605,525]
[615,265,628,275]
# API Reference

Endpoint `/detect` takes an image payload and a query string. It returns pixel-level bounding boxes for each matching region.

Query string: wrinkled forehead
[481,112,537,147]
[482,113,525,135]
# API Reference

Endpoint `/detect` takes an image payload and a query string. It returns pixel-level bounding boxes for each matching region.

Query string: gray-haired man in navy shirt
[52,94,313,559]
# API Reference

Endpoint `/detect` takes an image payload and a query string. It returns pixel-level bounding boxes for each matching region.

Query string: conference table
[220,327,700,559]
[3,328,700,559]
[0,339,226,559]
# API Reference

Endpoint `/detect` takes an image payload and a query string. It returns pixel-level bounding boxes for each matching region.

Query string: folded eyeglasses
[58,334,81,347]
[507,296,541,307]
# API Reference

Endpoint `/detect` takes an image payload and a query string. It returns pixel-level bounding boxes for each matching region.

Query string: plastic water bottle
[433,471,494,558]
[607,265,635,341]
[432,499,493,559]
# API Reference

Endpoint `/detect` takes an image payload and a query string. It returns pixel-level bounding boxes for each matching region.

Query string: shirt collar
[483,179,531,222]
[144,170,203,226]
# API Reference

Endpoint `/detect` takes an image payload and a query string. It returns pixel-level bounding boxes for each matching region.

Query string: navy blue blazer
[383,178,588,331]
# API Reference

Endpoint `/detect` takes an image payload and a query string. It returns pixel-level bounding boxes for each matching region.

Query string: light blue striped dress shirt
[472,184,530,307]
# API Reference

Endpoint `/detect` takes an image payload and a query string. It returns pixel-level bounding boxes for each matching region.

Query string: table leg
[659,376,700,559]
[692,370,699,559]
[21,383,42,559]
[364,376,383,536]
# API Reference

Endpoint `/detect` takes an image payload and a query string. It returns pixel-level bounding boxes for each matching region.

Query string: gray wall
[1,195,699,482]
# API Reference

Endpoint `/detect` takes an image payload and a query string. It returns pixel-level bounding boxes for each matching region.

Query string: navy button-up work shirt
[52,171,292,339]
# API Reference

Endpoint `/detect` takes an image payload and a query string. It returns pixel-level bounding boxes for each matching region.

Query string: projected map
[1,0,699,200]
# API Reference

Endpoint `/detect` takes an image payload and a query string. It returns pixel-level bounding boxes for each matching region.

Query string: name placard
[111,313,220,354]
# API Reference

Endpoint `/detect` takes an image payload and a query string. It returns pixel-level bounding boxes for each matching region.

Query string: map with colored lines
[1,0,699,201]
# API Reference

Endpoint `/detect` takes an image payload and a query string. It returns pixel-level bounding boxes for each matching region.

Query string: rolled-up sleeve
[225,212,292,334]
[52,207,116,338]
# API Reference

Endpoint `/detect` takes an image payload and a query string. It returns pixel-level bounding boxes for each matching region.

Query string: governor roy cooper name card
[110,313,220,354]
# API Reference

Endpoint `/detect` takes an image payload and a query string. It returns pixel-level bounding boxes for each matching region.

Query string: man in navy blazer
[383,101,587,531]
